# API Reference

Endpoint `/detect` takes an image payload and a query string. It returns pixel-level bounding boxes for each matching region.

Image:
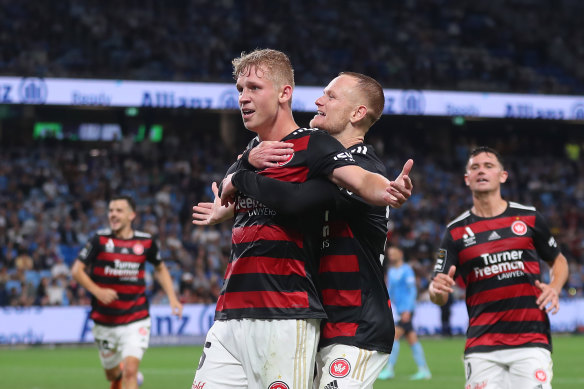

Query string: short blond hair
[232,49,295,91]
[340,71,385,126]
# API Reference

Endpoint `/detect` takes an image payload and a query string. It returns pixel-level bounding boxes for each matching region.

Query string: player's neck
[257,112,298,141]
[114,227,134,240]
[334,127,365,148]
[471,194,507,218]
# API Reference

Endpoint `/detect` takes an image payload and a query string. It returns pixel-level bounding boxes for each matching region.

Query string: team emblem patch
[511,220,527,236]
[434,249,447,272]
[268,381,289,389]
[276,153,294,166]
[329,358,351,378]
[133,243,145,255]
[534,369,547,382]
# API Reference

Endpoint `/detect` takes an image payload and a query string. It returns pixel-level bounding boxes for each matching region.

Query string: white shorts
[192,318,320,389]
[314,344,389,389]
[92,318,151,370]
[464,347,553,389]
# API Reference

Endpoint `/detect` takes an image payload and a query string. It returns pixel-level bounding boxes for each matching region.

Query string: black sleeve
[532,211,562,264]
[218,160,242,198]
[77,234,100,265]
[232,170,339,214]
[432,230,459,278]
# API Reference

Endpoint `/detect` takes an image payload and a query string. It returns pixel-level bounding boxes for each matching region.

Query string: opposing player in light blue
[378,246,431,380]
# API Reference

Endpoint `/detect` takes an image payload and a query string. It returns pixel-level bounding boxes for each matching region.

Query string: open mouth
[241,108,255,118]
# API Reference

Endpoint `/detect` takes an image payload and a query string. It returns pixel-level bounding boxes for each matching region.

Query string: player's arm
[226,170,337,214]
[71,259,118,305]
[535,253,569,314]
[429,265,456,306]
[193,182,234,226]
[153,262,183,318]
[329,159,413,208]
[429,234,458,306]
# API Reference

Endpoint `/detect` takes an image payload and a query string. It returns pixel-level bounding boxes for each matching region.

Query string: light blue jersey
[387,263,417,315]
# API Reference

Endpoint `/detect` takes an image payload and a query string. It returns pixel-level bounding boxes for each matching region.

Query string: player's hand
[96,288,118,305]
[192,182,225,226]
[220,173,237,206]
[170,299,183,319]
[429,265,456,305]
[249,141,295,168]
[384,159,413,208]
[535,280,561,314]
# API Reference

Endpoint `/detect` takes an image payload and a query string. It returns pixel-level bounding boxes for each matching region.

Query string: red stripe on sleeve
[321,322,358,339]
[319,255,359,273]
[217,291,309,310]
[321,289,361,307]
[260,166,309,183]
[232,225,303,248]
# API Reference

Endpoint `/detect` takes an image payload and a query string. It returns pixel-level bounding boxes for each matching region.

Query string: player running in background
[211,71,413,388]
[192,49,411,389]
[71,195,182,389]
[378,246,431,381]
[429,147,569,389]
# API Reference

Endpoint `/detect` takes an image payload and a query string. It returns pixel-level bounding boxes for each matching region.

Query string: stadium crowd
[1,123,583,308]
[0,0,583,94]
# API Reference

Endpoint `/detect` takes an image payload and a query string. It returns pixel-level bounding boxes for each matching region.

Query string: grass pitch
[1,335,583,389]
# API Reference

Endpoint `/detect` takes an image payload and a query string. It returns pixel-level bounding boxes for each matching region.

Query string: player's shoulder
[508,201,537,213]
[348,143,385,172]
[96,228,112,236]
[133,230,153,239]
[446,210,472,229]
[289,127,324,139]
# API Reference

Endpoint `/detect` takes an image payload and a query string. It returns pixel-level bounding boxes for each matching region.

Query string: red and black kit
[232,142,395,353]
[78,229,161,326]
[216,128,357,321]
[434,202,561,354]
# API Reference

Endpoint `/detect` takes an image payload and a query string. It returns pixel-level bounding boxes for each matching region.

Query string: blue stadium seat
[5,280,22,294]
[25,270,42,288]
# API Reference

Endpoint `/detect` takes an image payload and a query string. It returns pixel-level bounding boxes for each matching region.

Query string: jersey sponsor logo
[548,236,557,248]
[324,380,338,389]
[329,358,351,378]
[104,259,141,279]
[434,249,447,272]
[276,153,294,166]
[487,231,501,241]
[105,238,115,252]
[534,369,547,382]
[268,381,289,389]
[475,250,525,279]
[463,227,476,246]
[511,220,527,236]
[133,243,145,255]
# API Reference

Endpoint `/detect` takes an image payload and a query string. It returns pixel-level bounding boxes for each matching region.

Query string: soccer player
[429,147,569,389]
[200,72,413,388]
[71,195,183,389]
[191,50,411,389]
[378,246,431,381]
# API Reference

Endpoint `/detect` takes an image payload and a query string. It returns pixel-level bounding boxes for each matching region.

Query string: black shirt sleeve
[232,169,339,214]
[532,211,562,263]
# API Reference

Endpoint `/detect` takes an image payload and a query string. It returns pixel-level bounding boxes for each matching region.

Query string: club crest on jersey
[276,153,294,166]
[268,381,289,389]
[511,220,527,236]
[133,243,145,255]
[534,369,547,382]
[329,358,351,378]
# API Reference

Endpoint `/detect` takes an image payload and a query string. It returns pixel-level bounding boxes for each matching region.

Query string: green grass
[1,336,583,388]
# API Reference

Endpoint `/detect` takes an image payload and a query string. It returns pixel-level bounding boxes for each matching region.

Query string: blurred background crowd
[1,0,583,308]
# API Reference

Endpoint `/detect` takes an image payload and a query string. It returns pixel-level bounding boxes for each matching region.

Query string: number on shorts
[197,342,211,370]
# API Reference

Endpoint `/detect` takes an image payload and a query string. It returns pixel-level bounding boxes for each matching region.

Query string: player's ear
[351,105,367,124]
[464,172,470,186]
[499,169,509,184]
[279,84,293,104]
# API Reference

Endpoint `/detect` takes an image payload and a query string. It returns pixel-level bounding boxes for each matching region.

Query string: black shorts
[396,319,414,334]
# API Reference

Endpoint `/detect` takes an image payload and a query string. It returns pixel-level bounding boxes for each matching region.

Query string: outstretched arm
[330,159,413,208]
[154,262,183,319]
[193,182,234,226]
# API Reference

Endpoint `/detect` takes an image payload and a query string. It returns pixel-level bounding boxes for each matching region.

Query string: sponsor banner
[0,304,215,345]
[0,76,582,120]
[1,299,582,345]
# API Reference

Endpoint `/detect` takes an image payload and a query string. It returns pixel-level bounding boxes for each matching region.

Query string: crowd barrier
[1,299,583,345]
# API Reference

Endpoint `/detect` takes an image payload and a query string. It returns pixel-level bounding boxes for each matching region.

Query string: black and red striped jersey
[318,144,394,353]
[215,128,357,320]
[433,201,561,354]
[231,143,394,353]
[78,229,161,326]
